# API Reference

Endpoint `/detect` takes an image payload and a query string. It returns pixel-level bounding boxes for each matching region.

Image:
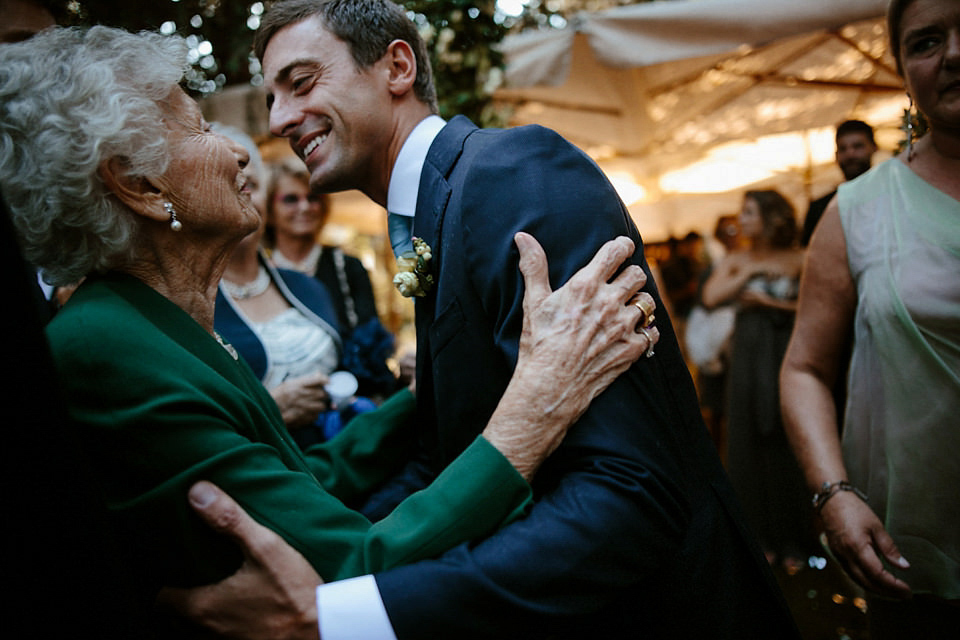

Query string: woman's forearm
[780,199,857,494]
[481,370,570,482]
[780,360,848,493]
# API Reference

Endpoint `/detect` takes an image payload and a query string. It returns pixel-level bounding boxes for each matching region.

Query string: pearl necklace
[221,265,270,299]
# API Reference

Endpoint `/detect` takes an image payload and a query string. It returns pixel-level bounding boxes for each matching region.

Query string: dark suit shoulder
[801,189,837,246]
[462,122,587,167]
[451,124,632,279]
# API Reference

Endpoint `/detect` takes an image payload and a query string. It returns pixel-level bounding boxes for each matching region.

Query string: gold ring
[632,296,655,328]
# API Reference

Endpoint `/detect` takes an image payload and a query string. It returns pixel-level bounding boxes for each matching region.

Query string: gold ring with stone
[640,326,656,358]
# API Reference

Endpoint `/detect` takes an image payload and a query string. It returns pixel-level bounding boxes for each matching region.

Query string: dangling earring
[905,95,916,162]
[164,201,182,231]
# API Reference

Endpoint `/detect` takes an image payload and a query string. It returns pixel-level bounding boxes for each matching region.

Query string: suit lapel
[411,117,477,465]
[412,116,476,278]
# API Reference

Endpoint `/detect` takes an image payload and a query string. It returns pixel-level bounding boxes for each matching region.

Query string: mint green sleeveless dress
[838,158,960,598]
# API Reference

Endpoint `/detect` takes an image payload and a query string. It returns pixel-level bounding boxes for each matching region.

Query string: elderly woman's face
[271,173,326,240]
[159,88,260,237]
[899,0,960,130]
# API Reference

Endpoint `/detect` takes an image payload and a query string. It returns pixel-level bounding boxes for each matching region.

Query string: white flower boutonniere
[393,237,434,298]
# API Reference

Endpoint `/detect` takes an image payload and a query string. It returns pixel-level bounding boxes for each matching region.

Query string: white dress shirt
[315,113,445,640]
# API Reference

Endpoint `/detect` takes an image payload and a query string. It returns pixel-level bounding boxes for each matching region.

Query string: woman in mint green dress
[781,0,959,636]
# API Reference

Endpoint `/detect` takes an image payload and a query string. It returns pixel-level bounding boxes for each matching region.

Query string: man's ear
[97,157,167,222]
[384,39,417,97]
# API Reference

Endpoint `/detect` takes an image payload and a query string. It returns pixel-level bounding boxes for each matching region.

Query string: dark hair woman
[702,188,812,569]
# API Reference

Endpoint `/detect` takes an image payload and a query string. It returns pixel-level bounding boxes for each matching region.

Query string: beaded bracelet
[811,481,867,514]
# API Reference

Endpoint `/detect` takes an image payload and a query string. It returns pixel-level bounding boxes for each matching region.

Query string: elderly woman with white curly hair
[0,25,656,622]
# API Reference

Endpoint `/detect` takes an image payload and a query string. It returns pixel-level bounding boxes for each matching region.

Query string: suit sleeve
[375,127,704,637]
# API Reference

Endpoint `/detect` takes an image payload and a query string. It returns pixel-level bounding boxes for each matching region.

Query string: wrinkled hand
[483,233,658,480]
[820,491,911,599]
[271,372,330,429]
[157,482,322,640]
[515,232,656,407]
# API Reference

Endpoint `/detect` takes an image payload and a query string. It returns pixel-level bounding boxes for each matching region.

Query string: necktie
[388,212,414,257]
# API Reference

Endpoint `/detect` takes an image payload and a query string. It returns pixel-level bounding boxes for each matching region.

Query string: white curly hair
[0,26,189,286]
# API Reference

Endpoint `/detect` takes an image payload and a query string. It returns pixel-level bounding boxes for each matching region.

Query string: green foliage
[62,0,260,95]
[403,1,507,126]
[63,0,649,122]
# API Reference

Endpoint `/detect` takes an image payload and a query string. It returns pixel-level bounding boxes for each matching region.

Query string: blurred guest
[266,159,396,397]
[781,0,959,635]
[705,213,741,264]
[212,124,374,448]
[703,189,813,568]
[0,25,652,627]
[659,231,706,322]
[685,215,740,453]
[801,120,877,246]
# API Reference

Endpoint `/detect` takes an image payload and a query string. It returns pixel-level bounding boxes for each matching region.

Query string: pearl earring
[164,202,182,231]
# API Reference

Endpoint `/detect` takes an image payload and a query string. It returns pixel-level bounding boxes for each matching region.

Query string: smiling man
[177,1,801,638]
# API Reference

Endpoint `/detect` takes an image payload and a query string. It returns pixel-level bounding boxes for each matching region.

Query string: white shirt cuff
[316,575,398,640]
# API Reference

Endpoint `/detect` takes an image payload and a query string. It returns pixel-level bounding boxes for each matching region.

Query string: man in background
[801,119,877,246]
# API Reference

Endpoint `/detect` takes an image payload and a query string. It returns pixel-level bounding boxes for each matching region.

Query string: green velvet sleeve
[47,277,532,591]
[303,389,420,503]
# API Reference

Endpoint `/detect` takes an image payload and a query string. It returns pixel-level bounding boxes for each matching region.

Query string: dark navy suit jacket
[373,117,799,638]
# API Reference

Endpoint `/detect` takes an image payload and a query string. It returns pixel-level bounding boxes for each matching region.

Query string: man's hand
[157,482,322,640]
[820,491,911,599]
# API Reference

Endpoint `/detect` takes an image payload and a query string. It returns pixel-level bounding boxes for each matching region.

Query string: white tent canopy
[495,0,905,242]
[504,0,891,85]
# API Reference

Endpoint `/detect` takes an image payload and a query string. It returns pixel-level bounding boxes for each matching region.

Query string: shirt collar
[386,115,446,218]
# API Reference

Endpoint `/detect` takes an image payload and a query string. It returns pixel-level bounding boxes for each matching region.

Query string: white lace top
[254,308,338,390]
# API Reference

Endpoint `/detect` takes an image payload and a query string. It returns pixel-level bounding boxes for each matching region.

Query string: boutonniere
[393,237,434,298]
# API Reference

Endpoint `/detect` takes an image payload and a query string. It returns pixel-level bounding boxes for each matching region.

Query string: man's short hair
[836,120,875,145]
[254,0,438,112]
